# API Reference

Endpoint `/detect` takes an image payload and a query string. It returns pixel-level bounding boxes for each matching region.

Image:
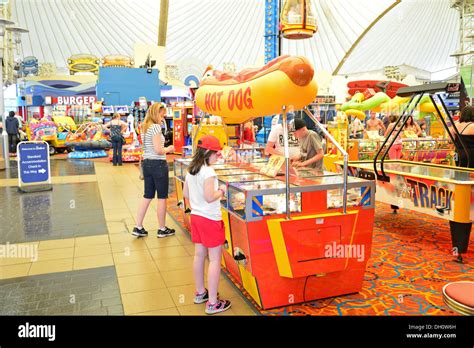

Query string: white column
[1,54,10,169]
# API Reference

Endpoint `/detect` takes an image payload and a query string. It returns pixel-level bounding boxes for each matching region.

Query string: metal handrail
[431,94,470,168]
[373,93,422,180]
[191,111,206,154]
[303,108,348,214]
[281,107,291,220]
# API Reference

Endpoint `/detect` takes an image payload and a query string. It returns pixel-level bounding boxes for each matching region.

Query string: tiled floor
[0,159,257,316]
[0,182,108,243]
[0,158,96,179]
[0,266,123,315]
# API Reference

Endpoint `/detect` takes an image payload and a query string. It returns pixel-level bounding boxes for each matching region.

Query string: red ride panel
[279,213,357,277]
[244,208,374,309]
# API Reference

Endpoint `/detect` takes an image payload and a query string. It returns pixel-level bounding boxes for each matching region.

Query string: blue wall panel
[96,67,161,105]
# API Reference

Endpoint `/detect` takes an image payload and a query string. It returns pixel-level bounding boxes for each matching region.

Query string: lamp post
[6,26,29,128]
[0,18,15,169]
[7,26,29,54]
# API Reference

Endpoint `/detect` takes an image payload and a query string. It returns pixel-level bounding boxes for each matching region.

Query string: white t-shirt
[185,165,222,221]
[267,124,300,158]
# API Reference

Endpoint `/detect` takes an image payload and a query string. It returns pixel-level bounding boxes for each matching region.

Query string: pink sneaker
[194,289,209,304]
[194,288,220,304]
[205,299,231,315]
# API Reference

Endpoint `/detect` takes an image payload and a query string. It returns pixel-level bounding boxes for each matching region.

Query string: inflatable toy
[66,122,111,149]
[414,95,439,113]
[343,80,440,116]
[344,109,366,120]
[195,55,318,124]
[341,92,416,116]
[26,118,75,155]
[341,91,390,112]
[347,80,407,98]
[68,150,107,159]
[27,120,57,142]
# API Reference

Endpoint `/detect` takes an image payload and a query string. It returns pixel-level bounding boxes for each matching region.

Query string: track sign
[17,141,52,192]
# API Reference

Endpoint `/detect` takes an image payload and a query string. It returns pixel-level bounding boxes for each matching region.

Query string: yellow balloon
[372,104,383,112]
[345,109,366,120]
[419,102,436,113]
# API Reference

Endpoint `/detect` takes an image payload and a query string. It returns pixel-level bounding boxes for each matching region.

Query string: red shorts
[190,214,225,248]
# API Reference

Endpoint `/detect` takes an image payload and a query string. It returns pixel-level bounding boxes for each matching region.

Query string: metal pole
[373,93,422,180]
[278,0,282,56]
[281,106,291,220]
[1,55,10,169]
[433,94,470,168]
[192,112,205,155]
[471,67,473,105]
[240,122,244,146]
[158,0,169,46]
[304,108,348,214]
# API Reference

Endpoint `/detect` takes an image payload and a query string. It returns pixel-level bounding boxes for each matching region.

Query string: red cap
[197,135,222,152]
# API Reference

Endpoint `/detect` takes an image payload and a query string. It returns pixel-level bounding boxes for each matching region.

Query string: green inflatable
[341,92,390,111]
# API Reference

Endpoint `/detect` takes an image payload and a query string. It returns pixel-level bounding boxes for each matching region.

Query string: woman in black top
[450,106,474,168]
[105,113,127,166]
[448,105,473,263]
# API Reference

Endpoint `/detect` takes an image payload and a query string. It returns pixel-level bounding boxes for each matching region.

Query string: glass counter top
[230,179,295,191]
[290,174,367,187]
[292,169,339,178]
[215,168,253,175]
[213,163,239,169]
[244,162,267,169]
[218,173,274,183]
[348,161,474,183]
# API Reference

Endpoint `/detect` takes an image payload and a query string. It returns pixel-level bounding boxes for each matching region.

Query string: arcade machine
[345,82,474,263]
[172,102,194,154]
[174,55,376,309]
[163,106,173,147]
[191,116,229,150]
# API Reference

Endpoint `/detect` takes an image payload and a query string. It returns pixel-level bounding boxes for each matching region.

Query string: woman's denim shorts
[142,159,169,199]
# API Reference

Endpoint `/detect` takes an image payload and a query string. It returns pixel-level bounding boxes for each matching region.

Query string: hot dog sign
[195,55,318,124]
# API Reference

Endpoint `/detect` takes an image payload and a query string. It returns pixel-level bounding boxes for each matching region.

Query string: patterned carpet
[167,185,473,316]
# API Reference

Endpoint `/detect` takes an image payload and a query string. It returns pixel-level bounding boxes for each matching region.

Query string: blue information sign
[18,142,51,184]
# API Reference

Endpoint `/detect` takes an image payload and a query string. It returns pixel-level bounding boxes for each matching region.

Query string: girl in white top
[183,135,232,315]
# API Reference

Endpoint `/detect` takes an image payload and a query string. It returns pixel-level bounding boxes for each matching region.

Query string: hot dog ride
[195,55,318,124]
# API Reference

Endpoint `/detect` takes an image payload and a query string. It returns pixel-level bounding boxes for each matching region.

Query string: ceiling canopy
[10,0,459,79]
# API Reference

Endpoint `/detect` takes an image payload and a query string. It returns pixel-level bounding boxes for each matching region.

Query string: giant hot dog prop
[195,55,318,124]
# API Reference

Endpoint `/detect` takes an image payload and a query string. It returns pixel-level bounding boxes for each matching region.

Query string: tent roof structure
[10,0,460,79]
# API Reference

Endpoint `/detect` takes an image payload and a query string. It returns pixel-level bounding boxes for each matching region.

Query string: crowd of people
[349,111,427,140]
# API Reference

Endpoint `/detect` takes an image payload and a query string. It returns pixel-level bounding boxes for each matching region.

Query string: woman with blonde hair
[133,103,176,238]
